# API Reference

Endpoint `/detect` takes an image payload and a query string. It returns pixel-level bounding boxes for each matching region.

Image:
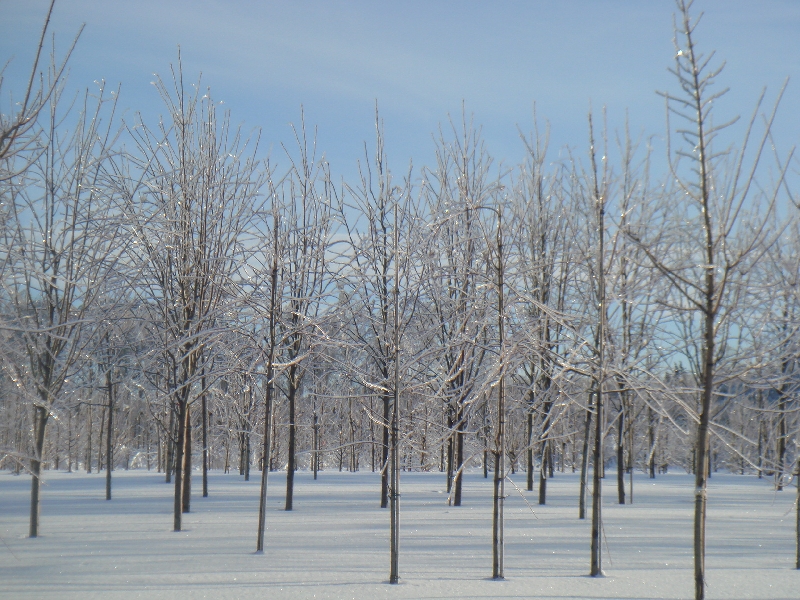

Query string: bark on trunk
[285,364,297,511]
[648,405,656,479]
[617,409,625,505]
[579,391,593,520]
[445,404,454,494]
[86,404,92,474]
[29,406,48,538]
[313,412,319,480]
[538,396,553,505]
[381,391,390,508]
[590,381,603,576]
[795,456,800,569]
[98,406,106,477]
[777,394,786,491]
[256,375,274,552]
[526,411,533,491]
[453,407,464,506]
[182,405,191,513]
[165,408,173,484]
[202,370,208,498]
[105,371,114,501]
[173,399,187,532]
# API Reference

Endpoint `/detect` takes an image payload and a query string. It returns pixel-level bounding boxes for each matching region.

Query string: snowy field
[1,469,797,599]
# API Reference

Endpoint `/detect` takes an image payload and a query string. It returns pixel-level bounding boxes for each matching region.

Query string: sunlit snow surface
[1,469,797,599]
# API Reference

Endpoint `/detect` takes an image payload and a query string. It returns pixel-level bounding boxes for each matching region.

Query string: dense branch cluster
[1,0,798,595]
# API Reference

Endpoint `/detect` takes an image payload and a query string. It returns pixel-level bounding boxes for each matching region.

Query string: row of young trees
[1,2,798,598]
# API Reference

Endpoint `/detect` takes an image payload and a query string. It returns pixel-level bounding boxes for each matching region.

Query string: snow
[1,469,797,599]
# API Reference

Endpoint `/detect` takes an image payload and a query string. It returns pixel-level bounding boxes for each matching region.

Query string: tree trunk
[29,406,48,538]
[86,403,92,474]
[453,406,464,506]
[795,456,800,569]
[491,213,505,580]
[202,371,208,498]
[579,391,593,520]
[98,406,106,477]
[777,394,786,491]
[105,373,114,501]
[445,403,454,494]
[757,391,764,479]
[526,411,533,490]
[693,298,715,600]
[245,431,251,481]
[182,404,191,513]
[648,405,656,479]
[538,440,549,506]
[173,399,187,532]
[257,234,279,552]
[627,398,634,502]
[313,412,319,480]
[617,409,625,505]
[165,408,173,484]
[381,390,390,508]
[538,397,553,505]
[590,380,603,576]
[53,421,61,471]
[67,410,72,473]
[239,429,246,476]
[256,370,276,552]
[285,364,297,511]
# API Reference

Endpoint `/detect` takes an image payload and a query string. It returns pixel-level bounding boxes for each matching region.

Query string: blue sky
[2,1,799,184]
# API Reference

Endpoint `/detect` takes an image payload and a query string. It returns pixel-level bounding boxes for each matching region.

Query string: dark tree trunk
[445,403,454,494]
[285,364,297,511]
[538,440,549,506]
[202,370,208,498]
[182,405,191,513]
[795,456,800,569]
[579,391,593,520]
[245,431,251,481]
[381,390,390,508]
[526,411,533,490]
[86,403,92,474]
[590,379,604,576]
[98,406,106,478]
[257,235,279,553]
[105,371,114,502]
[165,408,173,484]
[53,421,61,471]
[453,406,464,506]
[538,396,553,505]
[256,371,275,552]
[648,405,656,479]
[239,429,246,476]
[313,412,319,480]
[67,411,72,473]
[777,394,787,491]
[173,399,187,531]
[617,409,625,505]
[29,406,48,538]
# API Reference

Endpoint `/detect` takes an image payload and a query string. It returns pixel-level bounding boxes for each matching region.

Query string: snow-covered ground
[1,468,797,599]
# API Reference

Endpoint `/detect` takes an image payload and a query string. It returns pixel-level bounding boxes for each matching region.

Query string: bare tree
[336,112,425,580]
[508,125,573,502]
[422,116,497,506]
[628,2,792,596]
[278,115,332,511]
[120,63,264,531]
[0,77,121,536]
[338,111,415,510]
[256,204,280,552]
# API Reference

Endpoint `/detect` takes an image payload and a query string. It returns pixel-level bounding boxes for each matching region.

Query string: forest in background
[1,2,798,598]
